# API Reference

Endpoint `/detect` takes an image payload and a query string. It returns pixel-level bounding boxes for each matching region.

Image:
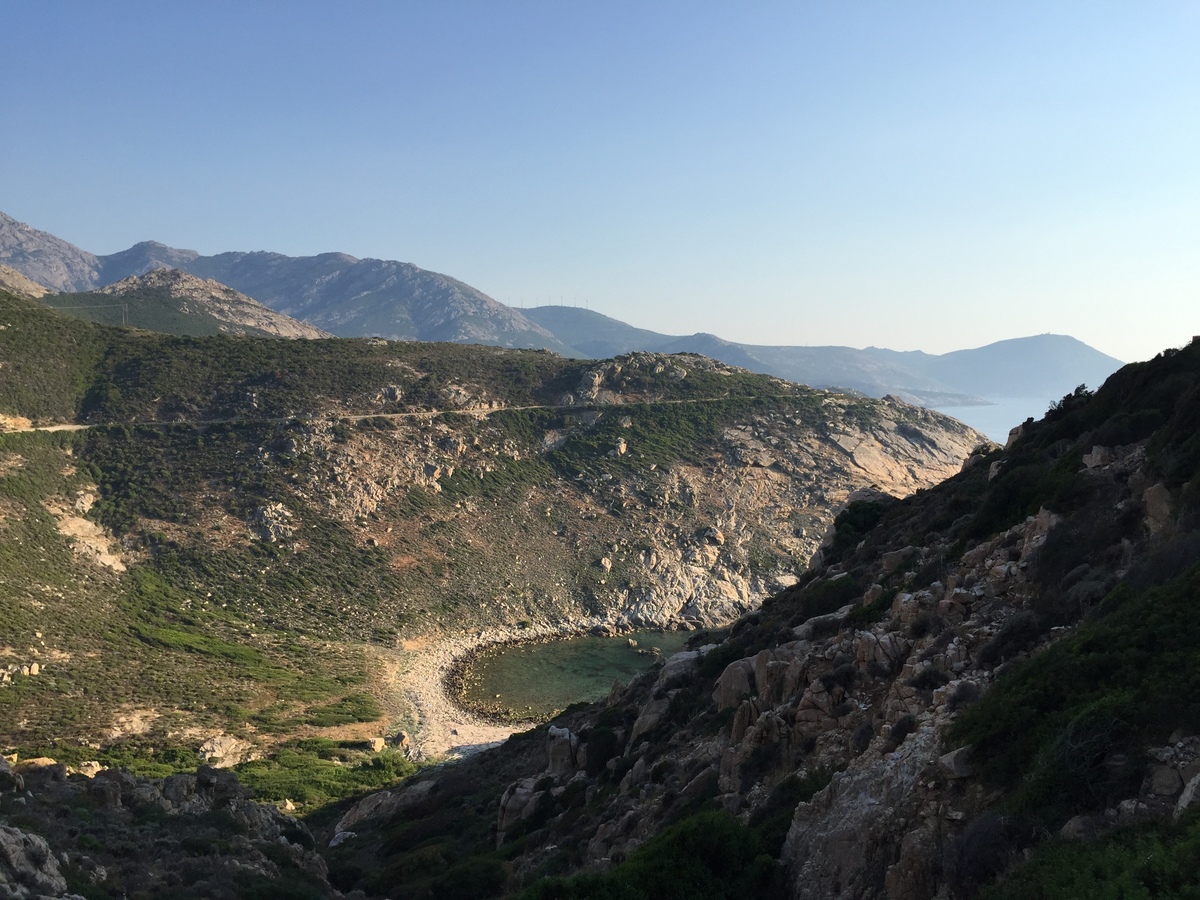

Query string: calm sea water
[461,630,695,719]
[934,397,1056,444]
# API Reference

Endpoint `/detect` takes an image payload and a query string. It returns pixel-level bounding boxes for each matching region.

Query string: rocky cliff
[326,341,1200,899]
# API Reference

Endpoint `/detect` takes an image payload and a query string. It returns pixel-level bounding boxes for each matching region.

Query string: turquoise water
[460,630,694,720]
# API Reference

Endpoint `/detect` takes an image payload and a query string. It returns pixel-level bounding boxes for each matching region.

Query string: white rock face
[198,734,253,768]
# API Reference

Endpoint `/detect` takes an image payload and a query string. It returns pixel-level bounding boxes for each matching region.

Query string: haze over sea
[935,398,1055,444]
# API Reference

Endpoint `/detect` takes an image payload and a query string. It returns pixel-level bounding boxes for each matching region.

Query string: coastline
[396,617,707,760]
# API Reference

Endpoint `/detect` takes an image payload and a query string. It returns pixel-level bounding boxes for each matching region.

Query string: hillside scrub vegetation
[0,287,982,822]
[316,338,1200,898]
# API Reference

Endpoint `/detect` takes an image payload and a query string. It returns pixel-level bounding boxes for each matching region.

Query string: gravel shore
[398,616,689,759]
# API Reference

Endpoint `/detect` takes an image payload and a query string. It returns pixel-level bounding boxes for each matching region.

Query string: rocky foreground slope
[322,338,1200,898]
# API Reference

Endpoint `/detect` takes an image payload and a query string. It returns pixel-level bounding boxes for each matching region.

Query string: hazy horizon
[4,2,1197,363]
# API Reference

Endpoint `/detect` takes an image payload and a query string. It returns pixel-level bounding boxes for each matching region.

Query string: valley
[0,288,984,773]
[2,212,1190,899]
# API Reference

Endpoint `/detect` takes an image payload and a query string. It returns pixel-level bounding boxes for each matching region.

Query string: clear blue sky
[3,1,1198,362]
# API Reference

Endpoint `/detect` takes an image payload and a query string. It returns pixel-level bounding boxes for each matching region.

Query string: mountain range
[0,210,1124,410]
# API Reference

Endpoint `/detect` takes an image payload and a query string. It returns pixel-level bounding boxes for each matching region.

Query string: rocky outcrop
[267,362,985,639]
[0,762,333,898]
[0,825,76,900]
[0,264,49,300]
[94,268,332,338]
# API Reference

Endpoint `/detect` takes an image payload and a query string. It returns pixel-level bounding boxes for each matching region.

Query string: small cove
[455,629,694,721]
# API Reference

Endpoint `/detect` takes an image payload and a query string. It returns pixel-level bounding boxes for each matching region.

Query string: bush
[950,564,1200,824]
[908,668,950,692]
[977,611,1044,669]
[979,813,1200,899]
[584,726,621,777]
[522,811,779,900]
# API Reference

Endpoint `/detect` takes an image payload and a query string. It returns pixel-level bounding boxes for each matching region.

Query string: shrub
[888,715,917,749]
[522,811,779,900]
[584,726,621,777]
[950,564,1200,824]
[977,813,1200,899]
[908,668,950,692]
[977,611,1044,669]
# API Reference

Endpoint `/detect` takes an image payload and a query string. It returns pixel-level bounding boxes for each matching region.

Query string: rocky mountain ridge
[0,211,1123,408]
[524,306,1125,405]
[321,339,1200,899]
[0,211,573,352]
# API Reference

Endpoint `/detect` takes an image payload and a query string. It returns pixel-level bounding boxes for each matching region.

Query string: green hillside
[0,289,979,808]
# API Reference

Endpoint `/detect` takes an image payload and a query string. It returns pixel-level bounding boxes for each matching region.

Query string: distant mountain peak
[0,210,100,291]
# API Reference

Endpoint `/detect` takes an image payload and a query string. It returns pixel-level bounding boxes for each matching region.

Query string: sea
[933,397,1057,444]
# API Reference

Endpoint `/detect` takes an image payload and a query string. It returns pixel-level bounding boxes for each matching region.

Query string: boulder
[336,778,439,834]
[497,777,546,844]
[1060,815,1106,840]
[1146,764,1183,797]
[712,658,756,712]
[1175,772,1200,820]
[199,734,252,768]
[940,746,975,779]
[655,649,704,690]
[547,726,580,779]
[0,825,69,898]
[0,755,23,792]
[14,758,65,782]
[628,697,672,746]
[1144,483,1172,535]
[730,698,761,744]
[161,773,197,805]
[881,546,916,574]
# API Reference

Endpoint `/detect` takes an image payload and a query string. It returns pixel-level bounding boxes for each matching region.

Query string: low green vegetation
[235,739,416,809]
[980,814,1200,900]
[0,292,109,419]
[523,811,781,900]
[950,561,1200,825]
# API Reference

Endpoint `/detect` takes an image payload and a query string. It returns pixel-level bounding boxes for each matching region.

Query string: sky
[2,1,1198,363]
